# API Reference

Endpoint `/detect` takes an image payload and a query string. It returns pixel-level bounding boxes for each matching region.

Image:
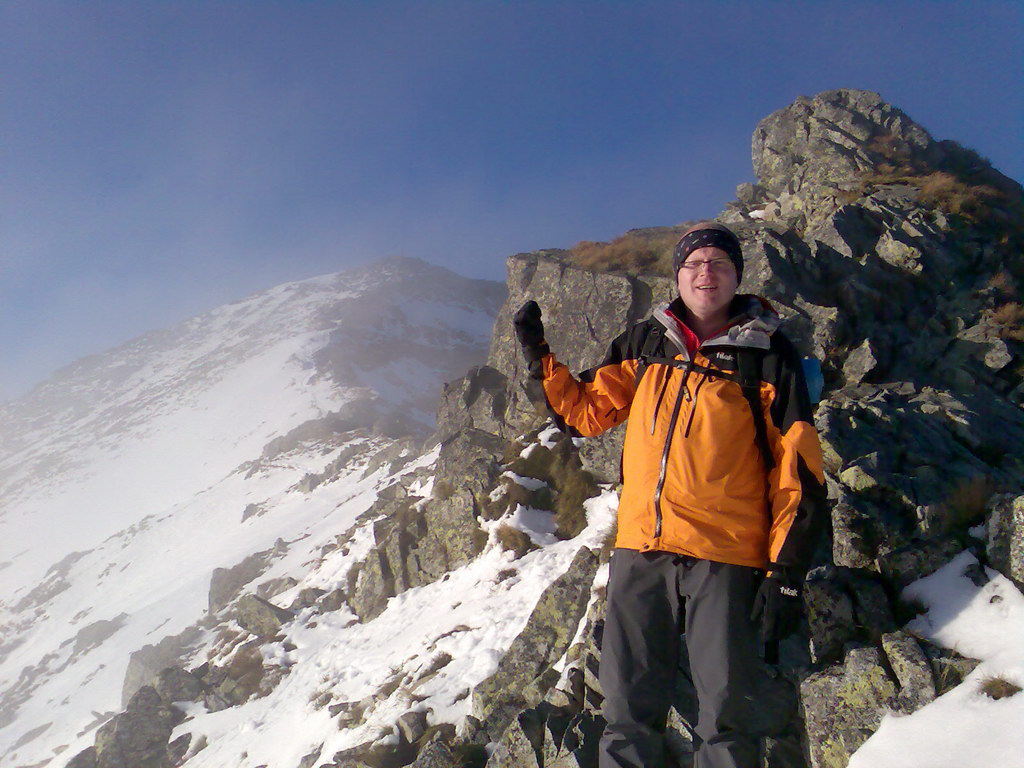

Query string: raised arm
[513,301,639,437]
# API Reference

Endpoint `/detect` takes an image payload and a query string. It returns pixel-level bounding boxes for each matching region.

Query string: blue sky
[2,1,1022,401]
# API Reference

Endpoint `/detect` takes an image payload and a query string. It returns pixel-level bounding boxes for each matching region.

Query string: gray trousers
[598,549,763,768]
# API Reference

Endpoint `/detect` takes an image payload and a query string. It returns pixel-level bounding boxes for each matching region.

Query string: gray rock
[801,646,898,768]
[919,639,981,695]
[841,339,879,385]
[153,666,206,705]
[543,711,602,768]
[121,625,202,708]
[64,747,98,768]
[805,578,855,665]
[435,365,509,442]
[880,630,936,713]
[348,545,397,622]
[409,729,459,768]
[877,539,963,590]
[291,587,327,610]
[987,494,1024,590]
[235,594,293,639]
[167,733,192,765]
[485,710,544,768]
[209,551,270,614]
[397,709,428,744]
[753,89,936,210]
[94,686,180,768]
[874,231,923,273]
[317,588,347,613]
[297,745,324,768]
[257,576,298,600]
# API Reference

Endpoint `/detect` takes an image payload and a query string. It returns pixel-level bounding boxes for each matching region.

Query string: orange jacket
[534,296,826,571]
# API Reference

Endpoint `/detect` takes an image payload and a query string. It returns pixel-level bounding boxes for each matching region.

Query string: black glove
[513,300,549,362]
[750,568,804,649]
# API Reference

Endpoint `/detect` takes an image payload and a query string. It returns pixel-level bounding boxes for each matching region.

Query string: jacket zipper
[683,374,710,438]
[653,364,692,539]
[649,369,672,435]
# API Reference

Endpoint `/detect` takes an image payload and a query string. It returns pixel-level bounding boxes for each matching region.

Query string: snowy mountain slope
[0,256,505,766]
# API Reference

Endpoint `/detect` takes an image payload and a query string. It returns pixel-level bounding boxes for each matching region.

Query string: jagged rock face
[753,89,937,203]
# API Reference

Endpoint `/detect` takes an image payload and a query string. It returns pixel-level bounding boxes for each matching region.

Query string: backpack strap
[635,324,775,475]
[737,348,776,473]
[633,324,665,388]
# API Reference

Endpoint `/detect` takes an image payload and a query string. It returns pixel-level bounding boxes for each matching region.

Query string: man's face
[676,246,739,320]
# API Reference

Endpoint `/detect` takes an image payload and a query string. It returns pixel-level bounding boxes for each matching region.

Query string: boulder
[880,630,936,714]
[396,709,428,745]
[153,666,206,705]
[208,551,270,614]
[804,578,855,665]
[235,594,293,638]
[485,709,544,768]
[801,646,898,768]
[435,365,509,441]
[987,494,1024,590]
[93,686,181,768]
[410,729,460,768]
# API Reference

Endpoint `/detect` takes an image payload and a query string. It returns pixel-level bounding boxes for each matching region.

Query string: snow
[848,550,1024,768]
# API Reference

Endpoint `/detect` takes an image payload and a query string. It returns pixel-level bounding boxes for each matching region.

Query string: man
[513,222,826,768]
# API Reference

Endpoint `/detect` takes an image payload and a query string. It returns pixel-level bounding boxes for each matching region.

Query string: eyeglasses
[679,258,734,273]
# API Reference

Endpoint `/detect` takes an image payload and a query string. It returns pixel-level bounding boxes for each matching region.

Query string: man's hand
[750,569,804,648]
[513,300,549,362]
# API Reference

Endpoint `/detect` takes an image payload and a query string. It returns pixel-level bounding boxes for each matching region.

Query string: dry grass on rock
[495,524,538,560]
[567,228,685,276]
[980,677,1022,700]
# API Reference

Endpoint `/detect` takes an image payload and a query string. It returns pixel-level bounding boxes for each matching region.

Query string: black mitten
[750,568,804,647]
[513,300,549,362]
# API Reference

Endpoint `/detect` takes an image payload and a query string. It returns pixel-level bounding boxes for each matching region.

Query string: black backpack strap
[633,324,665,388]
[737,348,776,473]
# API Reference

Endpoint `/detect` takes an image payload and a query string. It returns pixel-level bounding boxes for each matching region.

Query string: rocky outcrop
[470,88,1023,768]
[752,90,938,220]
[346,434,502,622]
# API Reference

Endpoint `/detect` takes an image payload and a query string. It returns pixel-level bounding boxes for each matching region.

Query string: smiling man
[513,222,827,768]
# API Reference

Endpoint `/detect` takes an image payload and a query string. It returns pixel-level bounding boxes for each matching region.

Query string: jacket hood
[655,294,782,354]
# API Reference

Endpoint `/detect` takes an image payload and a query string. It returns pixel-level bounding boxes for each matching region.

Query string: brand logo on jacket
[708,352,737,369]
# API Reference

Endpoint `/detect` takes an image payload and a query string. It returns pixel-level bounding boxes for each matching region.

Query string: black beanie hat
[672,225,744,282]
